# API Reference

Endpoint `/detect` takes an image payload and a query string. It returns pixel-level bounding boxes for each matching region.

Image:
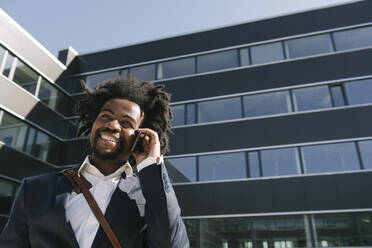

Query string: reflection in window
[292,86,332,111]
[243,91,292,118]
[330,85,346,107]
[0,112,27,151]
[0,178,18,197]
[333,26,372,51]
[59,77,83,94]
[85,70,119,90]
[2,52,14,78]
[358,140,372,170]
[165,157,196,183]
[301,142,360,174]
[186,103,196,125]
[198,97,242,123]
[197,50,238,73]
[239,48,250,66]
[344,79,372,105]
[250,42,284,65]
[0,46,5,68]
[160,57,195,79]
[286,34,333,58]
[129,64,156,81]
[312,212,372,247]
[261,148,301,177]
[12,60,39,95]
[171,105,185,126]
[248,152,260,178]
[199,152,246,181]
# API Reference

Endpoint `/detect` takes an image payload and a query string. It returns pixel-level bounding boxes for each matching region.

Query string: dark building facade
[1,1,372,247]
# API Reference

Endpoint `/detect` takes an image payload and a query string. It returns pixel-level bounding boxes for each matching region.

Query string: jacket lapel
[54,174,80,248]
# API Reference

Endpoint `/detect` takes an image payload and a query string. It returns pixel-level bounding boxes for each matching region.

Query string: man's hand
[132,128,161,165]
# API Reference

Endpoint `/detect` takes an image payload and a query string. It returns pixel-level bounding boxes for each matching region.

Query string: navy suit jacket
[0,162,189,247]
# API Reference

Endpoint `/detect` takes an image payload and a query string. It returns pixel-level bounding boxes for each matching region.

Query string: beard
[91,132,126,160]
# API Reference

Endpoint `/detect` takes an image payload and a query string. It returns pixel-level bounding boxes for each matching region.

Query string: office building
[1,1,372,246]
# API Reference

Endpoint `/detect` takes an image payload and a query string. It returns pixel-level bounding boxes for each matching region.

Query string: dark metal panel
[57,139,87,165]
[72,1,372,73]
[0,144,56,180]
[164,49,372,102]
[169,105,372,155]
[174,171,372,216]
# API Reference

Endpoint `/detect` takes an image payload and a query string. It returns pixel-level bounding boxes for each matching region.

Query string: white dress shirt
[65,156,158,248]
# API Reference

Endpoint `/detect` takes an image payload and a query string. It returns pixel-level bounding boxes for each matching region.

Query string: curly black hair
[75,76,173,154]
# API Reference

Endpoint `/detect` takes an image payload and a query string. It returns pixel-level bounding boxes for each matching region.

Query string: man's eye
[100,114,111,120]
[120,121,133,128]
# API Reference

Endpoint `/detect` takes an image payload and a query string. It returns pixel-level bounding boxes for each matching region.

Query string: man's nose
[105,119,121,132]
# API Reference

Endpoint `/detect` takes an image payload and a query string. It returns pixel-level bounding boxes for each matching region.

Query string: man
[0,77,190,247]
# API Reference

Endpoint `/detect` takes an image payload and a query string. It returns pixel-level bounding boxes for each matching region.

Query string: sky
[1,0,357,57]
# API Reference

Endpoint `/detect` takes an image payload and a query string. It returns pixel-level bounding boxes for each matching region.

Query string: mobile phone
[130,131,144,153]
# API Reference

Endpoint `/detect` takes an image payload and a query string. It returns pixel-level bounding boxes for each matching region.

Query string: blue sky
[1,0,356,56]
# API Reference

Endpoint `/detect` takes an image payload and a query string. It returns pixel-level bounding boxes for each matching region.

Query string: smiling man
[0,77,190,248]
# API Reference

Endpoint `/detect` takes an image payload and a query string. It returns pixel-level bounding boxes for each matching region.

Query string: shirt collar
[78,156,133,180]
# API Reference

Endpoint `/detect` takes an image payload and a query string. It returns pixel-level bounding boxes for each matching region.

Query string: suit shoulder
[25,171,63,186]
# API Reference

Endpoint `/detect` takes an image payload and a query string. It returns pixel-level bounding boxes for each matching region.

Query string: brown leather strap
[61,169,122,248]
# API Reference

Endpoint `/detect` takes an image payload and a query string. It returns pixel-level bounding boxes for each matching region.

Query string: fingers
[136,128,159,144]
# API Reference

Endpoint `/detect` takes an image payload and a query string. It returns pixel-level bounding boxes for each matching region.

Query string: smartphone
[130,131,144,153]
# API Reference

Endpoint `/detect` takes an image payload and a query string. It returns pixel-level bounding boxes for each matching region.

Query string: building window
[247,151,260,178]
[197,50,238,73]
[344,79,372,105]
[239,48,250,66]
[0,112,28,151]
[358,140,372,170]
[2,52,15,78]
[333,26,372,51]
[285,34,334,58]
[12,60,39,95]
[0,46,6,69]
[85,70,119,90]
[160,57,195,79]
[250,42,284,65]
[198,152,246,181]
[0,178,18,198]
[171,105,185,126]
[165,157,197,183]
[301,142,360,174]
[198,97,242,123]
[186,103,196,125]
[312,212,372,247]
[260,148,301,177]
[243,91,292,118]
[129,64,156,81]
[292,85,332,111]
[330,85,346,107]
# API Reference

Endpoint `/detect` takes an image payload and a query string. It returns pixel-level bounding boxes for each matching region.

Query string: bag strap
[61,168,122,248]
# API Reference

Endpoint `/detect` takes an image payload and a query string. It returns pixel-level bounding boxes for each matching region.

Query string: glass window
[85,70,119,90]
[198,97,242,123]
[248,151,260,178]
[186,103,196,125]
[165,157,196,183]
[24,127,37,154]
[312,212,372,247]
[120,69,128,78]
[243,91,292,118]
[199,152,246,181]
[250,42,284,65]
[0,178,17,197]
[129,64,156,81]
[12,60,39,95]
[2,52,15,78]
[333,26,372,51]
[32,131,51,161]
[171,105,185,126]
[286,34,333,58]
[239,48,250,66]
[292,85,332,111]
[301,142,360,174]
[161,57,195,79]
[253,215,309,248]
[330,85,346,107]
[344,79,372,105]
[0,46,5,69]
[0,112,27,151]
[197,50,238,73]
[261,148,301,177]
[358,140,372,170]
[59,77,83,94]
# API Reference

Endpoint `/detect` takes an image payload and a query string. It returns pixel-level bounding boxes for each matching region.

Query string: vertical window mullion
[258,151,263,177]
[0,109,4,126]
[34,76,42,97]
[0,50,8,73]
[341,82,350,106]
[8,57,18,80]
[196,156,199,181]
[355,141,365,170]
[329,32,337,52]
[328,85,336,107]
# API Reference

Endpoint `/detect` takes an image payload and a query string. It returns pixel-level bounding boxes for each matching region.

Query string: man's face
[90,98,143,162]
